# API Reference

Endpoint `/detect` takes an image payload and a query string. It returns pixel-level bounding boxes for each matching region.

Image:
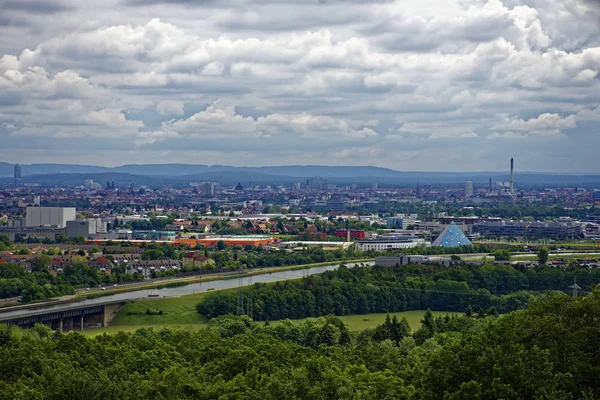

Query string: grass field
[297,311,457,332]
[81,307,455,336]
[109,291,218,326]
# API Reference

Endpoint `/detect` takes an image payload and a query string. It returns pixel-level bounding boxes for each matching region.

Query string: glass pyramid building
[432,222,472,248]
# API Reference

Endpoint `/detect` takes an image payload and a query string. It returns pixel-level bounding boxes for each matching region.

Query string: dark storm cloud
[0,0,73,13]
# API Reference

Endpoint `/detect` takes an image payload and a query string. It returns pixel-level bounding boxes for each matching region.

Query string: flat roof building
[472,220,584,240]
[25,207,76,229]
[355,237,427,252]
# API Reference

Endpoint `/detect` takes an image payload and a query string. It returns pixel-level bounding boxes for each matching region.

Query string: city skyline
[1,0,600,172]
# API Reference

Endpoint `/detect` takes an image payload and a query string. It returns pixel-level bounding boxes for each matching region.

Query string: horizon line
[2,161,600,175]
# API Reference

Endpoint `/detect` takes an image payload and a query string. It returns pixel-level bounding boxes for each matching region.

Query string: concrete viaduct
[0,301,123,332]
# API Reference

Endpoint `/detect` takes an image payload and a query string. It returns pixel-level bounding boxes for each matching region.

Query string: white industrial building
[25,207,76,228]
[355,237,428,251]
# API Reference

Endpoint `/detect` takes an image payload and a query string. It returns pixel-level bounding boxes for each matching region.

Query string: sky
[0,0,599,172]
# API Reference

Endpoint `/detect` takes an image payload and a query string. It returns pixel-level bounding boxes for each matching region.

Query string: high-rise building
[306,177,327,190]
[465,181,473,198]
[13,164,22,187]
[201,182,215,196]
[372,183,378,190]
[84,179,101,190]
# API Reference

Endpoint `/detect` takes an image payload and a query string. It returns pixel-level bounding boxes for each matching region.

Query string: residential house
[183,252,216,269]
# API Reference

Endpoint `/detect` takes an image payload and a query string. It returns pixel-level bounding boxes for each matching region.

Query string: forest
[0,291,598,399]
[197,262,600,320]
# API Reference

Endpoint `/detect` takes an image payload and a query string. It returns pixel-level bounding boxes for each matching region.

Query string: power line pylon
[570,277,582,298]
[236,264,244,315]
[246,274,253,319]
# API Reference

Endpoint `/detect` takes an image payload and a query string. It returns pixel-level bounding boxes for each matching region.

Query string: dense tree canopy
[197,262,600,321]
[0,291,599,398]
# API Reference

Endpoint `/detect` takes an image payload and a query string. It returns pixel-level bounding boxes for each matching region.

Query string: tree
[465,304,474,317]
[0,235,12,251]
[31,254,52,272]
[537,247,549,264]
[494,249,511,262]
[421,309,435,331]
[390,316,411,344]
[216,240,226,250]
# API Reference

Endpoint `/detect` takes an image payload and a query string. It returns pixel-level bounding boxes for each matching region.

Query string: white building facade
[25,207,76,228]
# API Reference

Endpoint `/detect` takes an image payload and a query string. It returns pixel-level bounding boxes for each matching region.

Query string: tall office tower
[13,164,22,187]
[306,177,327,190]
[465,181,474,198]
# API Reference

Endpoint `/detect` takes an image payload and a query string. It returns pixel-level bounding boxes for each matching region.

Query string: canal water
[0,262,373,320]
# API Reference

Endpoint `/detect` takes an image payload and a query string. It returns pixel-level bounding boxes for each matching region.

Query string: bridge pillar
[58,319,63,333]
[80,315,84,331]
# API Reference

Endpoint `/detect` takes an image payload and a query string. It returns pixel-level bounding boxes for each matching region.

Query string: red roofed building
[90,257,113,274]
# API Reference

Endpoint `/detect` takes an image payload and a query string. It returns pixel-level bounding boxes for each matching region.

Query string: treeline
[0,262,141,302]
[197,262,600,320]
[0,263,75,302]
[0,291,599,398]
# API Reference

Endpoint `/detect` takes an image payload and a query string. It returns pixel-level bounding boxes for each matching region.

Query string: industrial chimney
[510,158,514,194]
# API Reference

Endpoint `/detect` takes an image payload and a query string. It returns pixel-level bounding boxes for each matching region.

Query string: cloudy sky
[1,0,599,172]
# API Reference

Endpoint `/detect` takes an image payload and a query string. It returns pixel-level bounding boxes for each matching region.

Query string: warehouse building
[25,207,76,228]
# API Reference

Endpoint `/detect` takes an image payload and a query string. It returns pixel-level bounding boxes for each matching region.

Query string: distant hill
[0,163,13,177]
[1,162,599,188]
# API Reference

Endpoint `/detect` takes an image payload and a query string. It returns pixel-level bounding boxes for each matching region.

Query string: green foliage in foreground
[0,291,599,399]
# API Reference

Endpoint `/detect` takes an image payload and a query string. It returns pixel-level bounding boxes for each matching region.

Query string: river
[0,261,374,320]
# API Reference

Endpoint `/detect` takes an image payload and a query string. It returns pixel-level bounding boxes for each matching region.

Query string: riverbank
[0,259,373,315]
[76,258,373,301]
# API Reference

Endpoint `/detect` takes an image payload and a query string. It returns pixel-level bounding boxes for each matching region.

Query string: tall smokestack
[510,158,514,194]
[489,177,492,193]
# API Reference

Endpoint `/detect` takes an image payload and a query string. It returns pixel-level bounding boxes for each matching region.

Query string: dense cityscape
[0,159,599,397]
